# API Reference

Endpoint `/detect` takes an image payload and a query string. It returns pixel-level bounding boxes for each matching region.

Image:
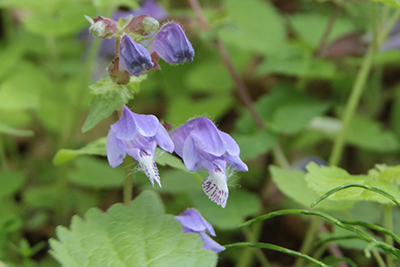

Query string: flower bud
[148,23,194,64]
[123,15,159,36]
[86,16,117,39]
[142,17,159,34]
[119,34,154,77]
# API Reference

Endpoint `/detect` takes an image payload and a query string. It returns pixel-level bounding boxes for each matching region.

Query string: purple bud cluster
[86,4,194,81]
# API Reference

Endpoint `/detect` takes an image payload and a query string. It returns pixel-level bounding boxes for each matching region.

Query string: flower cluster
[106,113,248,207]
[86,8,194,82]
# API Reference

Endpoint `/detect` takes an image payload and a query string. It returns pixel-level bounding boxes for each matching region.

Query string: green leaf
[236,86,329,134]
[69,157,124,189]
[0,122,33,137]
[0,61,52,110]
[50,191,217,267]
[220,0,285,55]
[92,0,138,9]
[270,166,354,211]
[0,171,27,199]
[374,0,400,7]
[256,44,336,79]
[233,130,278,160]
[22,4,96,36]
[53,137,107,165]
[155,150,189,173]
[345,115,400,153]
[166,95,233,126]
[0,201,22,233]
[142,170,202,194]
[289,14,356,49]
[305,162,400,204]
[82,75,145,132]
[190,189,261,230]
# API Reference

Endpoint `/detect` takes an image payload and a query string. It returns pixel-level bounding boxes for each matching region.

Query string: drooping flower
[106,106,174,187]
[119,34,154,77]
[169,117,248,208]
[175,209,225,253]
[148,23,195,64]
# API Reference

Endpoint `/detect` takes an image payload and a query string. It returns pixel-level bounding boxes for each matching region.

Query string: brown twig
[314,5,341,57]
[187,0,265,130]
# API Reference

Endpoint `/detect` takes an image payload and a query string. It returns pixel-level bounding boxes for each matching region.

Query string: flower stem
[329,6,400,166]
[294,217,321,267]
[372,247,387,267]
[384,204,393,267]
[328,34,375,166]
[236,223,271,267]
[124,158,133,205]
[191,172,203,185]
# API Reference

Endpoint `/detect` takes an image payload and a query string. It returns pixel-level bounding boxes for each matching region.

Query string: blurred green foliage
[1,0,400,266]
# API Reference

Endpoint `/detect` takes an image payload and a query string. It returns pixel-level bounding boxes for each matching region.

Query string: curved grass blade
[225,242,331,267]
[239,209,400,259]
[342,220,400,245]
[311,183,400,208]
[321,256,358,267]
[314,235,361,247]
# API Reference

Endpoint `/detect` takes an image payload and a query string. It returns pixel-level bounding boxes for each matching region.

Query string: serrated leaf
[233,130,278,160]
[0,171,27,199]
[0,122,33,137]
[270,166,354,211]
[50,191,217,267]
[82,75,146,132]
[69,157,124,189]
[53,137,107,165]
[305,162,400,204]
[190,189,261,230]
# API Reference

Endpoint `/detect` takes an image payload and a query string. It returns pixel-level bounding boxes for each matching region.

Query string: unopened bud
[86,15,117,39]
[142,17,159,34]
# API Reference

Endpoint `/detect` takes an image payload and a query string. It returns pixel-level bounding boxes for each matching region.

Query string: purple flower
[175,209,225,253]
[106,106,174,187]
[119,34,154,77]
[148,23,195,64]
[169,117,248,208]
